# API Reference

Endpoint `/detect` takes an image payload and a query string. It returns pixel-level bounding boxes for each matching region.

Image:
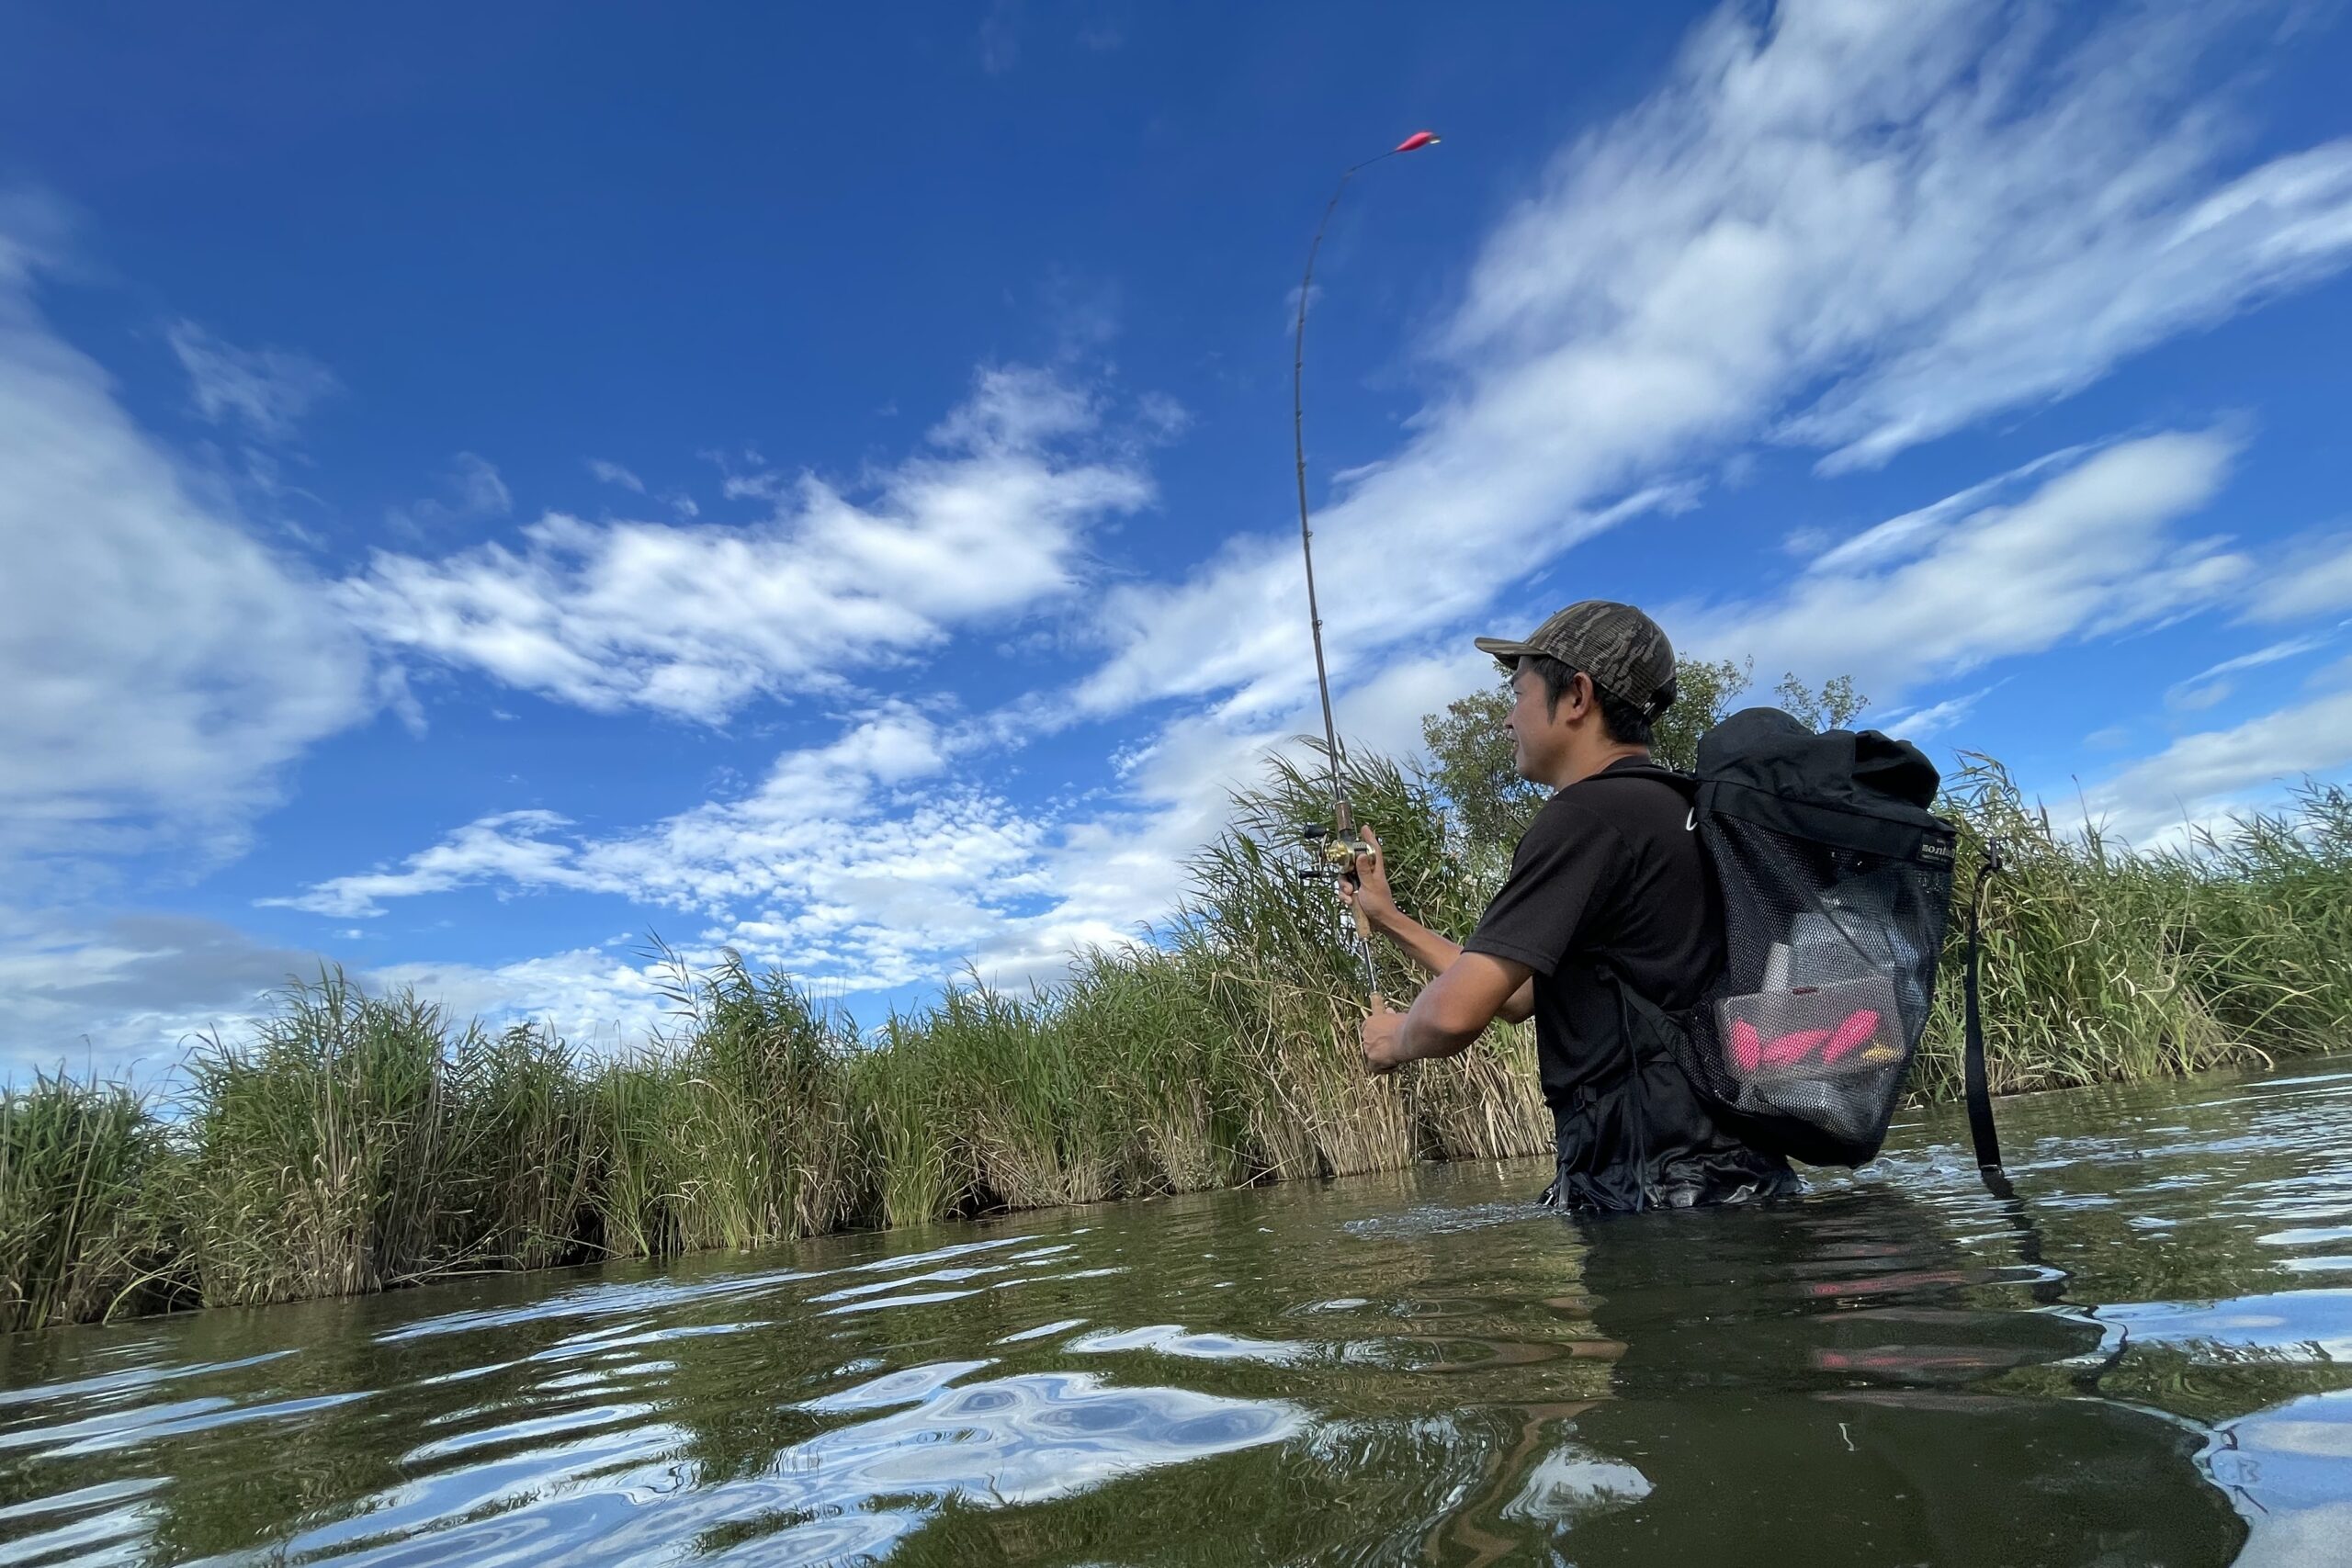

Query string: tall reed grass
[1909,761,2352,1100]
[5,742,2347,1331]
[0,1074,173,1330]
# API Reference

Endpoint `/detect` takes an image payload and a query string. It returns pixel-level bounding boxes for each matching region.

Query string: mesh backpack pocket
[1715,973,1904,1148]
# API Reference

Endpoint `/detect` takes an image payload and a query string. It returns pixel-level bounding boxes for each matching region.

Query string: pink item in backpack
[1759,1028,1831,1068]
[1730,1019,1764,1073]
[1822,1010,1883,1064]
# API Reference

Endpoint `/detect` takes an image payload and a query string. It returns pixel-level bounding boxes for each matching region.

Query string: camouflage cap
[1475,601,1677,716]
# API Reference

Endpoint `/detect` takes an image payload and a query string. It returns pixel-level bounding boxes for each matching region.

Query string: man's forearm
[1358,950,1533,1077]
[1392,994,1480,1063]
[1364,905,1464,978]
[1367,904,1535,1025]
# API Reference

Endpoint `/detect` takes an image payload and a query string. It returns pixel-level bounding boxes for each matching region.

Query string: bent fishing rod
[1290,129,1440,1010]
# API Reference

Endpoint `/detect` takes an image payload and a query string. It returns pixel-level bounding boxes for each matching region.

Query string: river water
[3,1058,2349,1567]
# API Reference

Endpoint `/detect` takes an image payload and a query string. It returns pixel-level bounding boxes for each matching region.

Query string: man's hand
[1340,824,1399,931]
[1359,998,1406,1076]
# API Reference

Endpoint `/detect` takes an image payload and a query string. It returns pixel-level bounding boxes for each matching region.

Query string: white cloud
[1678,432,2247,693]
[1807,445,2092,575]
[270,705,1081,993]
[0,909,334,1081]
[978,0,1020,74]
[264,808,609,918]
[587,458,646,493]
[1077,0,2352,727]
[2165,631,2339,710]
[2170,679,2235,714]
[1876,686,1995,742]
[0,910,675,1079]
[388,451,512,536]
[269,641,1486,1002]
[0,221,372,872]
[1041,642,1498,954]
[2248,531,2352,622]
[2080,686,2352,848]
[364,947,679,1055]
[345,366,1153,722]
[1786,131,2352,473]
[165,320,339,440]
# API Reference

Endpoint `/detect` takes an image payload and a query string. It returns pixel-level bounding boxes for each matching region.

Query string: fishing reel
[1295,822,1374,883]
[1299,821,1387,1003]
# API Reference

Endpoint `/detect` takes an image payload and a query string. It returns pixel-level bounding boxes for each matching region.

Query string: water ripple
[4,1055,2350,1565]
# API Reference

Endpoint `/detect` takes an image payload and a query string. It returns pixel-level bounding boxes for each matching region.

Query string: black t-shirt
[1464,756,1792,1210]
[1465,756,1720,1105]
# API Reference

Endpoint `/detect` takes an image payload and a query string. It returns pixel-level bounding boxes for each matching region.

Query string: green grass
[0,1073,174,1331]
[1910,761,2352,1100]
[180,973,499,1305]
[6,744,2348,1332]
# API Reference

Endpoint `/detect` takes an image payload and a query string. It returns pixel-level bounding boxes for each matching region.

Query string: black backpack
[1619,707,2003,1177]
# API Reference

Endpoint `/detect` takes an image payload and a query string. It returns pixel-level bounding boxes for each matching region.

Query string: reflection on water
[1,1058,2348,1565]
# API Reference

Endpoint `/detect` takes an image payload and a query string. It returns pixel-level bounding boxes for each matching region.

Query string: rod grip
[1351,903,1385,1013]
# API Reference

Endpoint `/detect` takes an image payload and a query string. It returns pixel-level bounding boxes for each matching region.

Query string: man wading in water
[1345,601,1798,1211]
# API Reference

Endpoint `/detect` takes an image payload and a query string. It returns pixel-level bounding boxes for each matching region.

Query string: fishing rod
[1290,130,1440,1010]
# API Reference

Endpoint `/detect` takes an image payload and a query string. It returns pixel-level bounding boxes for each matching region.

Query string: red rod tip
[1395,130,1440,153]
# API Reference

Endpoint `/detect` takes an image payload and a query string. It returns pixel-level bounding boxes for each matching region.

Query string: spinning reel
[1295,821,1386,1006]
[1295,821,1374,883]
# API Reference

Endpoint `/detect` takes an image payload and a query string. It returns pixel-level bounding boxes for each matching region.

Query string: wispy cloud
[2247,530,2352,622]
[343,366,1154,722]
[266,807,608,918]
[165,320,339,441]
[1805,445,2093,576]
[387,451,512,536]
[1679,432,2248,691]
[270,638,1484,1001]
[1078,0,2352,728]
[0,228,371,874]
[1875,686,1996,743]
[978,0,1021,74]
[586,458,647,494]
[0,909,334,1079]
[269,705,1094,994]
[2082,686,2352,848]
[2165,631,2339,710]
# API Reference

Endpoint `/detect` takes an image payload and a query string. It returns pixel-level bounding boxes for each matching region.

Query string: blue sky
[7,0,2352,1077]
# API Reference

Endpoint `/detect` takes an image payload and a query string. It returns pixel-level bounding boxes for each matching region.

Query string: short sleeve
[1463,798,1627,976]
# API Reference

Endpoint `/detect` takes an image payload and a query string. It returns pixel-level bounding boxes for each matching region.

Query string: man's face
[1504,663,1573,783]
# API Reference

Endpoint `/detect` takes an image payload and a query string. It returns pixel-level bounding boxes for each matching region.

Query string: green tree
[1652,656,1755,772]
[1772,671,1866,732]
[1417,686,1543,863]
[1420,658,1866,863]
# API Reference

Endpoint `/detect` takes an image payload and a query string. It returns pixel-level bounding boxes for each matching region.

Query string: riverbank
[6,750,2348,1334]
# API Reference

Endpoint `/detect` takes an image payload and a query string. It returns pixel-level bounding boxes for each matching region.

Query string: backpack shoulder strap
[1963,843,2012,1198]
